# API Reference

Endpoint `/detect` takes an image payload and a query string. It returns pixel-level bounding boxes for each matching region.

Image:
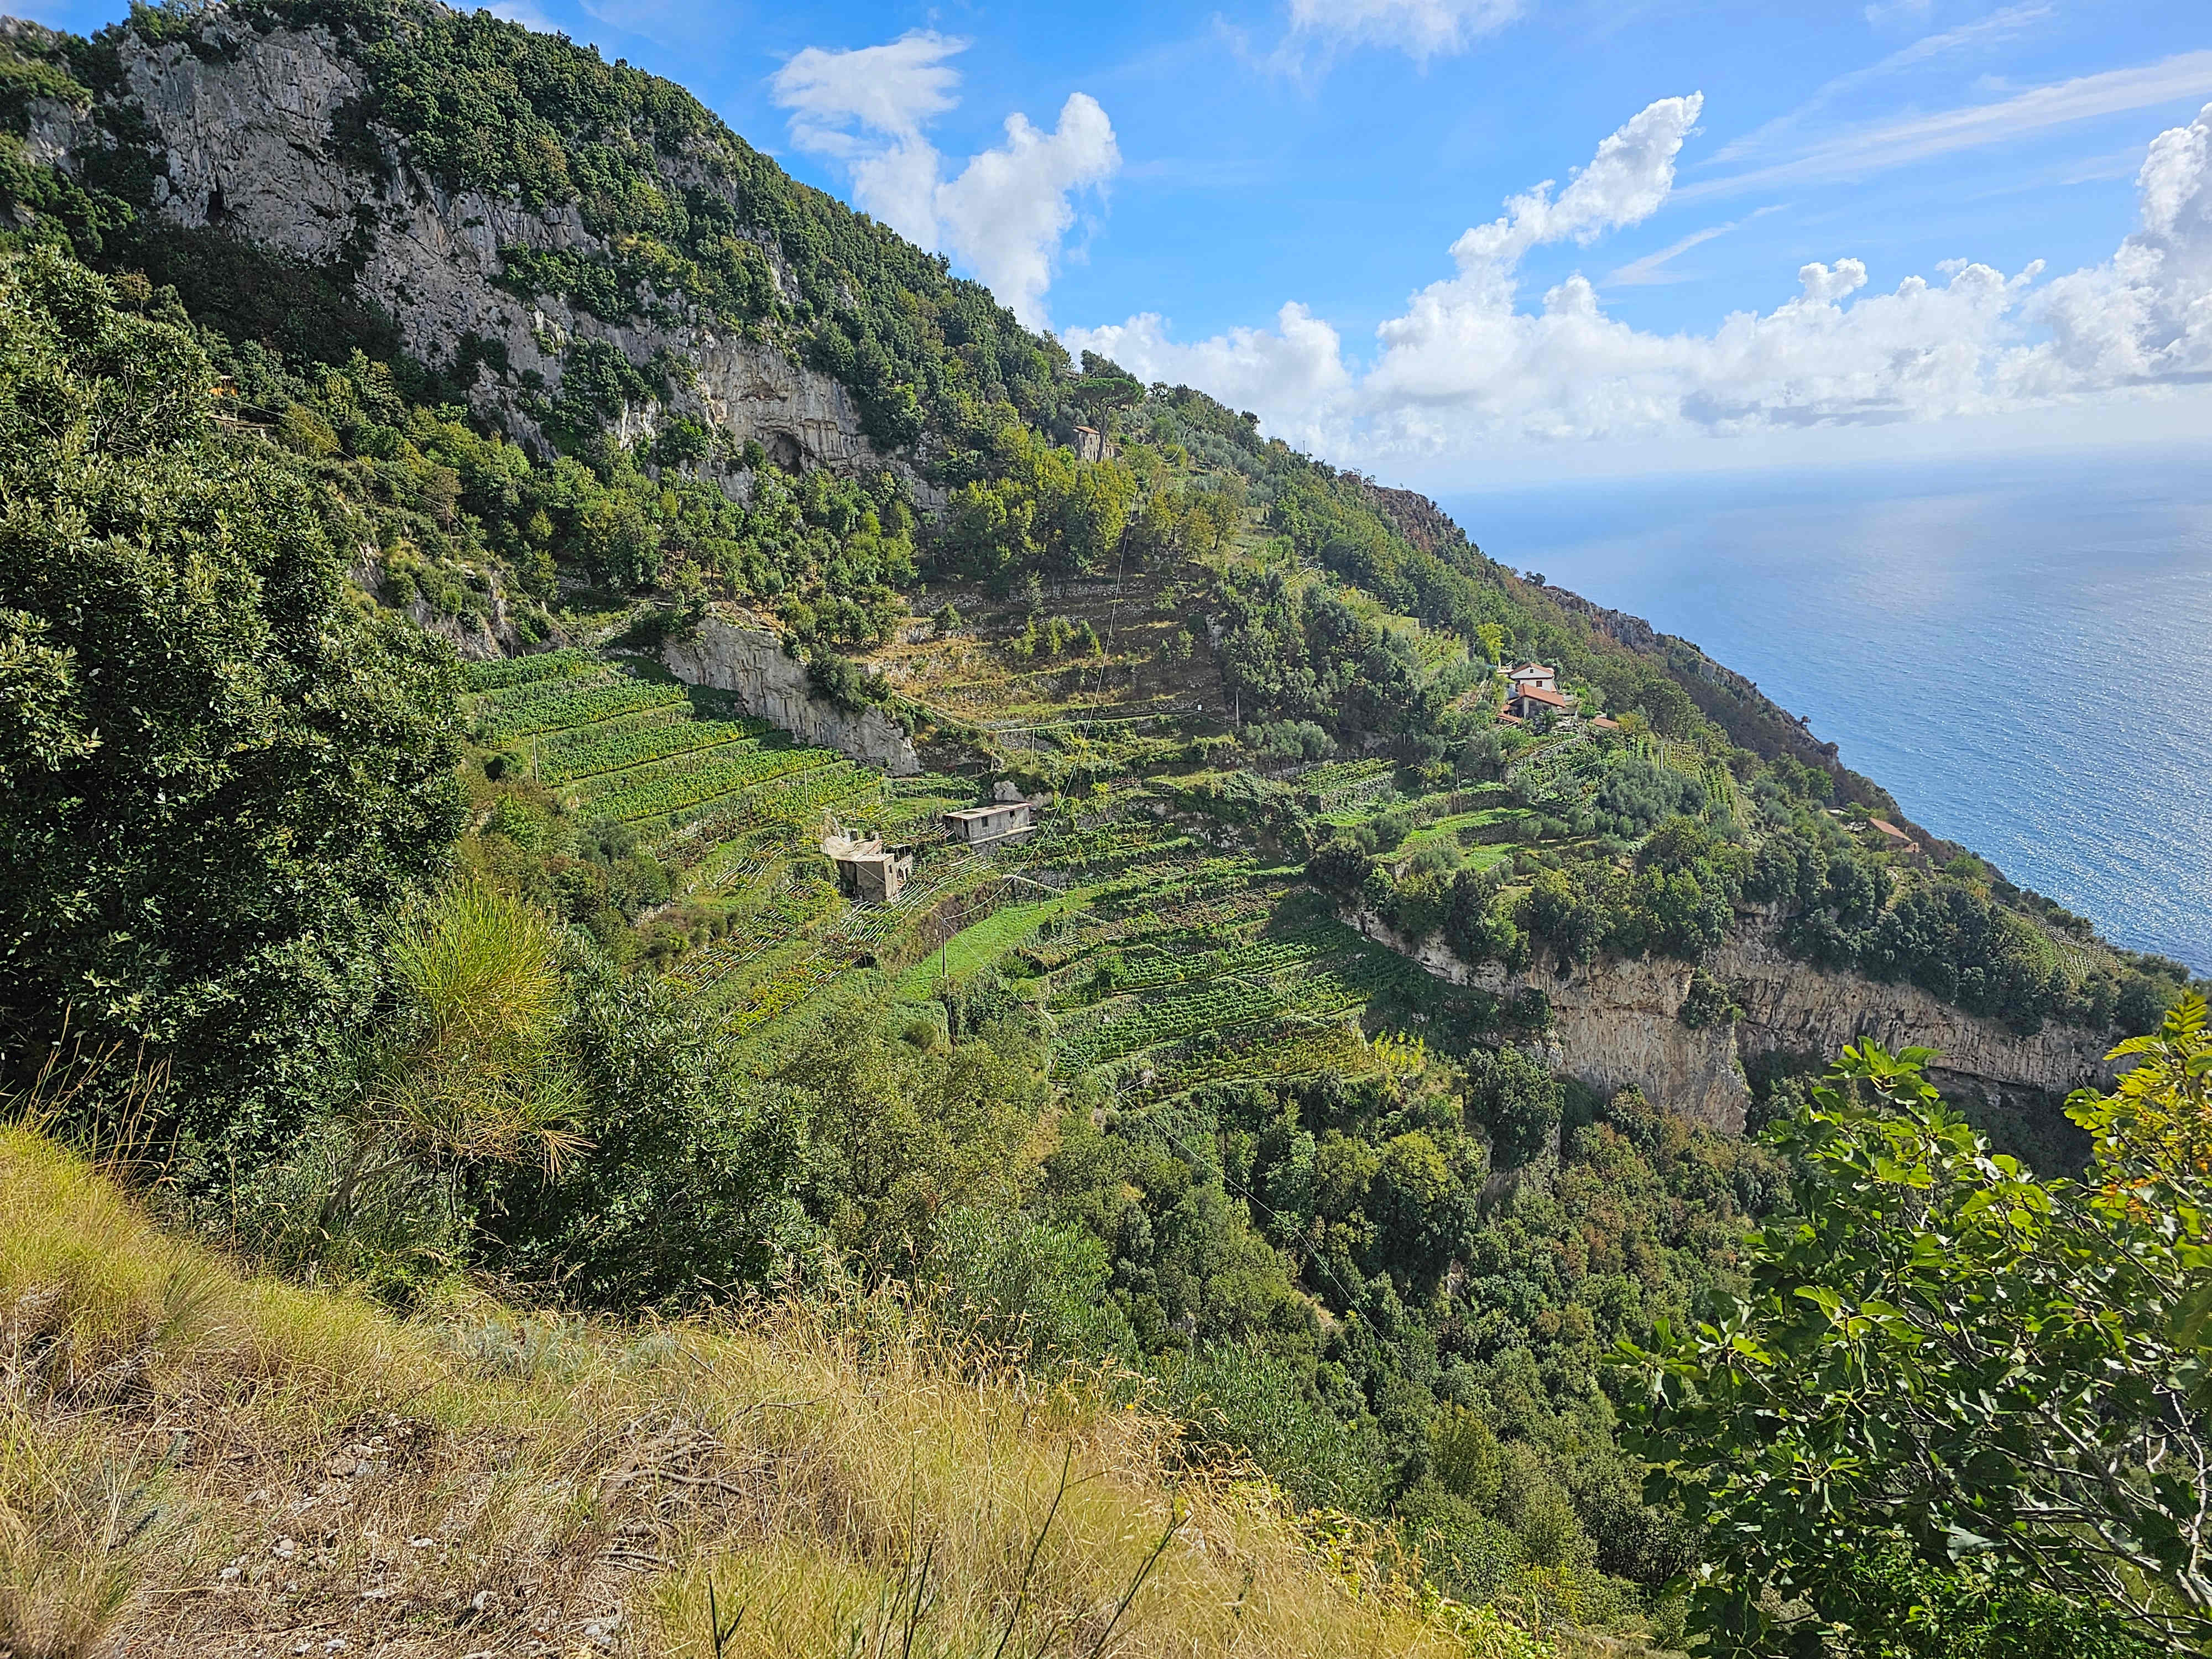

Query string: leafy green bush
[1464,1046,1564,1167]
[922,1205,1136,1363]
[1622,1009,2212,1653]
[1161,1342,1387,1514]
[0,248,462,1150]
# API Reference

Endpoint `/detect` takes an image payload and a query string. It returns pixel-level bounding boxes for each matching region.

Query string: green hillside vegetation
[1,5,2208,1654]
[0,1123,1540,1659]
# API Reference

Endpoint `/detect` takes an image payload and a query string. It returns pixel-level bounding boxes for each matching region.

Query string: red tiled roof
[1870,818,1913,842]
[1511,683,1573,708]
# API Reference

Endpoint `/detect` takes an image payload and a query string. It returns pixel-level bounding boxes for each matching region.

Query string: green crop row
[477,680,689,742]
[1095,927,1341,996]
[461,648,600,692]
[473,666,618,710]
[745,762,872,826]
[1132,1019,1376,1101]
[651,764,873,852]
[1295,758,1394,791]
[546,718,773,785]
[1062,978,1292,1069]
[592,746,842,824]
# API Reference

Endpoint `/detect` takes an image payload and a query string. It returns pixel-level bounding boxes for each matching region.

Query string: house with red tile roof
[1506,681,1576,722]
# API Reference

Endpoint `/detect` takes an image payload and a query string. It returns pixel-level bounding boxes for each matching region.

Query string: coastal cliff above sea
[1,6,2205,1653]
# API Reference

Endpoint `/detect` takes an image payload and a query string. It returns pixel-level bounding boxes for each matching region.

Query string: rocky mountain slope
[11,9,2210,1650]
[1361,907,2116,1134]
[21,12,918,483]
[0,0,2180,1121]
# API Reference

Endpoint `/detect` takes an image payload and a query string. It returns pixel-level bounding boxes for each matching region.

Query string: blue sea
[1442,448,2212,974]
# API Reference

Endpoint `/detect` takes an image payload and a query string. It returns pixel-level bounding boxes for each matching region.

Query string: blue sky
[28,0,2212,486]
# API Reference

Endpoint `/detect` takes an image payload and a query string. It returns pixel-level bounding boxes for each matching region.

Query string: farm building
[943,781,1037,846]
[822,823,915,902]
[1506,681,1576,722]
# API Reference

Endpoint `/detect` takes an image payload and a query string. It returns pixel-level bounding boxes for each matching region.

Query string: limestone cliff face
[1357,911,2115,1134]
[53,22,936,502]
[664,616,920,776]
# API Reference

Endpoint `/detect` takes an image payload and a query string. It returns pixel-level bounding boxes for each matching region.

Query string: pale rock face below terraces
[50,23,937,503]
[1356,909,2117,1134]
[662,616,921,776]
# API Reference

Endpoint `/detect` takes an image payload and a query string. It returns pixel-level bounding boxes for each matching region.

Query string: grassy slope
[0,1126,1550,1658]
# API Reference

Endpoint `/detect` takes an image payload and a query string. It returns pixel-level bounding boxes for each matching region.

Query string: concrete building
[822,822,914,903]
[943,781,1037,846]
[1506,662,1560,694]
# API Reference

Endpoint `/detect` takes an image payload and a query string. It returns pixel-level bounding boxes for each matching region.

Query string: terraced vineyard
[474,674,690,742]
[540,716,771,785]
[459,649,1525,1097]
[1505,727,1601,808]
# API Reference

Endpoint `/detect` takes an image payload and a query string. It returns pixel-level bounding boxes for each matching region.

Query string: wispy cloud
[1070,98,2212,464]
[1282,0,1522,64]
[1682,52,2212,201]
[1709,3,2052,166]
[1603,207,1778,287]
[487,0,559,32]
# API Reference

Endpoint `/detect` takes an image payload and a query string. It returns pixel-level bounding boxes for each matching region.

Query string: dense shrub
[0,249,462,1149]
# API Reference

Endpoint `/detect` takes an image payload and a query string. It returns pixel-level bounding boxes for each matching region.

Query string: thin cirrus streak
[1679,50,2212,200]
[1703,2,2056,168]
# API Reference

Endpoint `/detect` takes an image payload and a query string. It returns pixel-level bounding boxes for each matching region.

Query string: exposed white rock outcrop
[663,616,919,776]
[77,22,942,507]
[1357,910,2115,1134]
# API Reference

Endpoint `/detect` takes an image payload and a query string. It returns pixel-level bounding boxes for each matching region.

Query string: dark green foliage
[0,247,462,1148]
[1307,835,1374,893]
[1495,816,1746,971]
[1860,880,2068,1031]
[806,647,895,711]
[938,421,1139,584]
[921,1204,1137,1364]
[477,943,806,1306]
[1678,968,1741,1030]
[1747,812,2174,1035]
[1811,1540,2165,1659]
[778,1011,1057,1267]
[1591,754,1708,838]
[1160,1342,1387,1513]
[1214,566,1439,738]
[1464,1046,1563,1166]
[1622,1022,2212,1652]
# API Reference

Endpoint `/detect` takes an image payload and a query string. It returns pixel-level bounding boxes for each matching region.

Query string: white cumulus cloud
[1066,98,2212,469]
[1065,303,1353,452]
[2029,111,2212,388]
[1454,94,1702,265]
[1285,0,1522,60]
[771,34,1119,327]
[936,97,1120,328]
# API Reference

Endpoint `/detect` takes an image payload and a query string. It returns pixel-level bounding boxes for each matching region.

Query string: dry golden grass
[0,1128,1543,1659]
